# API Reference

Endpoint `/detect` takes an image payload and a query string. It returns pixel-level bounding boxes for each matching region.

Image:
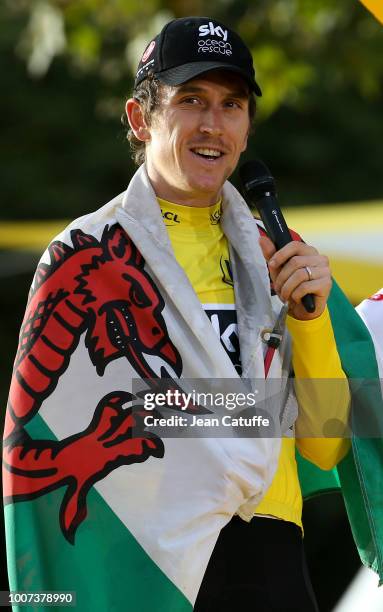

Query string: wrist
[287,306,330,334]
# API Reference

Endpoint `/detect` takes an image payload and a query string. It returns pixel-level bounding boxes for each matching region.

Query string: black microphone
[239,159,315,314]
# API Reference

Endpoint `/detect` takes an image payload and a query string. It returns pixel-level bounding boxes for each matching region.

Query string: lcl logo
[161,210,180,224]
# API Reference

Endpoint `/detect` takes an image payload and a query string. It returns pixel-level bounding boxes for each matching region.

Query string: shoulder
[54,191,126,246]
[30,191,127,292]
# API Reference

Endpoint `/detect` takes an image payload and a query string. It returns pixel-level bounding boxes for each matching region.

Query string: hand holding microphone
[240,160,332,321]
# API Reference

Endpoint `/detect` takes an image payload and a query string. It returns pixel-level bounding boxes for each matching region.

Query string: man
[3,17,350,612]
[125,17,350,610]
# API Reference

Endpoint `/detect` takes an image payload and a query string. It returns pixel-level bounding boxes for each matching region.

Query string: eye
[129,280,151,308]
[180,96,201,105]
[224,100,242,109]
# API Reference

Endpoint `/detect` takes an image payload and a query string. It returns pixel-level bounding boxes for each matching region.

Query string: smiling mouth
[191,147,224,161]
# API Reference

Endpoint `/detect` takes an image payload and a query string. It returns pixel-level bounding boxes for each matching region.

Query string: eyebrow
[175,84,249,99]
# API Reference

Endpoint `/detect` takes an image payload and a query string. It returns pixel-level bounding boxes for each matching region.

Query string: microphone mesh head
[239,160,276,198]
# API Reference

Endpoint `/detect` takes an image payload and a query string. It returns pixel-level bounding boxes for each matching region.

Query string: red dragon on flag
[3,224,193,543]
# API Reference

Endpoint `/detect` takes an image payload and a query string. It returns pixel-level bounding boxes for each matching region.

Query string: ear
[125,98,150,142]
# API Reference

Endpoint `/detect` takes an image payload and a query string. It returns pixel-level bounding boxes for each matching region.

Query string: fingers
[289,277,332,306]
[272,254,330,299]
[258,235,276,261]
[261,240,332,319]
[268,241,318,269]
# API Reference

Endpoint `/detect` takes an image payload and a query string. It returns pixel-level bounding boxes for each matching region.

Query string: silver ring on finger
[304,266,313,281]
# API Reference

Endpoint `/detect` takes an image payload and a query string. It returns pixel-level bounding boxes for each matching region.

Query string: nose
[199,108,224,136]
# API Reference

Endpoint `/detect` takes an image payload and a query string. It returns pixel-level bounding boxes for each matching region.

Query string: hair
[122,73,257,167]
[122,74,162,166]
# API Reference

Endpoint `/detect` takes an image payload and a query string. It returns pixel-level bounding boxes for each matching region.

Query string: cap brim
[156,61,262,97]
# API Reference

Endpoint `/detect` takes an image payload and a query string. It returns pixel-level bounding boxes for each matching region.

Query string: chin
[191,176,224,194]
[192,184,221,199]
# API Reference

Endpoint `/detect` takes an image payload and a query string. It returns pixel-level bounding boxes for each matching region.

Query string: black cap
[134,16,262,96]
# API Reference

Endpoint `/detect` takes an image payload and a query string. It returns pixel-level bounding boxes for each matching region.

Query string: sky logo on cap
[199,22,228,41]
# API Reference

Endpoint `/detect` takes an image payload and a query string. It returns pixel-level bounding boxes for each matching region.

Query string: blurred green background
[1,1,382,610]
[1,0,383,219]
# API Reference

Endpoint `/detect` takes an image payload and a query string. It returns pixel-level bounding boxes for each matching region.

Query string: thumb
[259,235,276,262]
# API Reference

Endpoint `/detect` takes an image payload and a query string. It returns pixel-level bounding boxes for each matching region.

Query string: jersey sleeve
[253,218,351,468]
[286,307,351,470]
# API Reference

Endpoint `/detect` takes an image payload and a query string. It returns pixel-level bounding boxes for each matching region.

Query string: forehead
[167,70,250,98]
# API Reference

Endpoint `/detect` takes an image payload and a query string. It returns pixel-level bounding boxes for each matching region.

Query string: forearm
[287,307,351,470]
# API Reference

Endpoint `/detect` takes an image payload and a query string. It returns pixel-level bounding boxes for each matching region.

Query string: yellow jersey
[159,196,349,530]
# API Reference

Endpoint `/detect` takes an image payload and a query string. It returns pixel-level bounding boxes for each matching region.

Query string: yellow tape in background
[0,221,67,250]
[0,201,382,304]
[285,202,383,304]
[360,0,383,24]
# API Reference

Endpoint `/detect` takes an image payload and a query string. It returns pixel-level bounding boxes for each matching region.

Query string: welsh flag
[3,220,278,612]
[4,280,383,611]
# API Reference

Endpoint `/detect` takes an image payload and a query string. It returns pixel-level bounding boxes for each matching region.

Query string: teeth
[142,353,179,380]
[193,148,221,158]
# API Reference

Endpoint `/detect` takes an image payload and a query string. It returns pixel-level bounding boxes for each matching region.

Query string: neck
[146,167,221,208]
